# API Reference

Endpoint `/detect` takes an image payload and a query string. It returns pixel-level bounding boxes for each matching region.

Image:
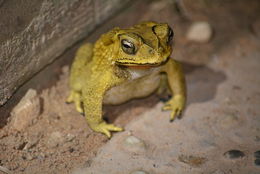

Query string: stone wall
[0,0,130,105]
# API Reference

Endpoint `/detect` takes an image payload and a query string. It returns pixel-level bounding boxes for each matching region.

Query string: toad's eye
[121,39,136,55]
[167,27,174,44]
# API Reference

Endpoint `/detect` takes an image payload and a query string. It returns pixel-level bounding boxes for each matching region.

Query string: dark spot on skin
[224,150,245,159]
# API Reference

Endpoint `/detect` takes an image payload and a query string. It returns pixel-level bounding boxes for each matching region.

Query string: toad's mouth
[115,57,169,67]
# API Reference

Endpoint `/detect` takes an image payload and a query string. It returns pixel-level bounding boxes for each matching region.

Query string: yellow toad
[67,22,186,138]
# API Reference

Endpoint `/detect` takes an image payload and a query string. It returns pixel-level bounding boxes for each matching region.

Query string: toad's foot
[89,121,123,138]
[162,94,185,121]
[66,91,83,113]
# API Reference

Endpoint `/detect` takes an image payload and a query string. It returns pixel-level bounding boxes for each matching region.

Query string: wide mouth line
[115,57,169,66]
[116,62,160,66]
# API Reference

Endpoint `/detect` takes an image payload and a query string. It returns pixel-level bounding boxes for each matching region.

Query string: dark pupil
[123,42,131,48]
[121,39,135,54]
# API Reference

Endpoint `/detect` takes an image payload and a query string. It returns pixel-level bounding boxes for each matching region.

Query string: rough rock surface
[9,89,40,131]
[0,0,130,105]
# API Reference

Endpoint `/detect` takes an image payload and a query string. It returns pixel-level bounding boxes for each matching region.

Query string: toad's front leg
[82,76,123,138]
[161,58,186,121]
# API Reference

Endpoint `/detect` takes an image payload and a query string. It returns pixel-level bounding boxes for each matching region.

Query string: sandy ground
[0,0,260,174]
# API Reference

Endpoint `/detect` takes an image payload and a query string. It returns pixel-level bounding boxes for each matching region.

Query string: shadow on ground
[183,62,226,105]
[104,62,226,124]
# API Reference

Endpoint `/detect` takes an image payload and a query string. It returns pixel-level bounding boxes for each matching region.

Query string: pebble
[186,21,213,43]
[37,153,46,160]
[10,89,41,131]
[46,131,66,148]
[24,134,41,150]
[66,133,76,142]
[84,159,92,168]
[178,154,207,167]
[224,150,245,159]
[123,135,146,152]
[254,150,260,158]
[255,159,260,166]
[130,170,149,174]
[21,153,34,161]
[218,114,239,129]
[0,166,12,174]
[26,154,35,161]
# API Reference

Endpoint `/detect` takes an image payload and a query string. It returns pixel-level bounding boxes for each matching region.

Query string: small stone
[255,136,260,142]
[84,159,92,168]
[26,154,35,161]
[254,150,260,158]
[46,131,66,148]
[219,114,239,129]
[0,166,12,174]
[24,133,41,150]
[15,141,27,150]
[62,66,69,74]
[224,150,245,159]
[255,159,260,166]
[37,153,46,160]
[66,133,76,142]
[130,170,149,174]
[125,136,142,144]
[186,21,213,43]
[21,153,35,161]
[178,154,207,167]
[10,89,40,131]
[123,136,146,152]
[69,147,75,153]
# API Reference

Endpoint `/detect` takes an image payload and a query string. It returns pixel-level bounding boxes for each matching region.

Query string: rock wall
[0,0,130,105]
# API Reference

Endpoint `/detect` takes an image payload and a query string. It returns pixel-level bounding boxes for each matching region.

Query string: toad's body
[67,22,186,137]
[104,67,161,105]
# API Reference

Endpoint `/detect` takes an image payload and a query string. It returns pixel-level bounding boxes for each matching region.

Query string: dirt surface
[1,0,260,173]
